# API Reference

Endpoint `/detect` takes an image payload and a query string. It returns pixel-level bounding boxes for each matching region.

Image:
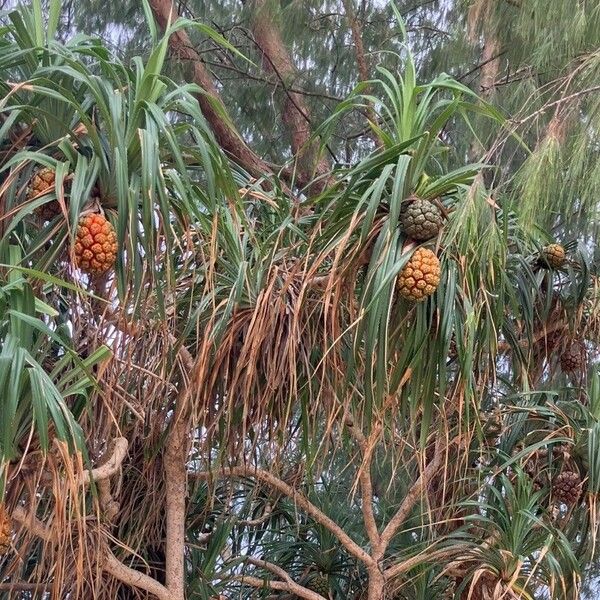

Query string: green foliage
[0,1,599,599]
[0,245,111,469]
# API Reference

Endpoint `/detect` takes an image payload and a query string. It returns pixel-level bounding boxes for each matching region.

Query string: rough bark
[161,341,195,600]
[466,0,501,161]
[366,567,386,600]
[104,551,172,600]
[164,412,188,600]
[148,0,272,179]
[469,34,500,162]
[342,0,381,147]
[478,36,501,100]
[248,0,329,189]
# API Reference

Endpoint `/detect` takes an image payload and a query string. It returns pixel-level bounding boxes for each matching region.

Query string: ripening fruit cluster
[27,168,118,276]
[305,574,330,596]
[74,213,117,275]
[560,342,585,373]
[536,243,588,376]
[396,195,444,303]
[28,166,61,221]
[400,196,443,241]
[397,247,441,302]
[540,243,566,269]
[552,470,582,505]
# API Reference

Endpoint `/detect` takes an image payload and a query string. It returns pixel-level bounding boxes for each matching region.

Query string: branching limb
[13,505,172,600]
[442,533,500,577]
[246,557,297,580]
[193,466,373,566]
[11,506,51,541]
[148,0,272,180]
[378,441,444,558]
[97,479,120,521]
[346,420,381,551]
[232,573,326,600]
[384,546,465,580]
[248,0,329,190]
[104,550,171,600]
[81,437,128,485]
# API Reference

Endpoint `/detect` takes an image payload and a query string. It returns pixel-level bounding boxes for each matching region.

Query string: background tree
[0,0,599,599]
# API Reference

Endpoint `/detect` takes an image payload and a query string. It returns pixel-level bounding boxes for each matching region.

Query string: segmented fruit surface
[28,167,60,221]
[541,244,566,268]
[0,504,10,554]
[560,343,584,373]
[552,470,581,505]
[397,247,441,301]
[305,574,329,596]
[28,167,55,197]
[74,213,117,275]
[400,197,443,240]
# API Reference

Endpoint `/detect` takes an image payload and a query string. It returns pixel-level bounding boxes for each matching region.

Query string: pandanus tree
[0,0,599,599]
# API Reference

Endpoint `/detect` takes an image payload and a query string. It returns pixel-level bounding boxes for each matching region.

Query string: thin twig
[497,319,566,354]
[201,59,342,101]
[0,583,51,592]
[237,503,273,526]
[513,85,600,126]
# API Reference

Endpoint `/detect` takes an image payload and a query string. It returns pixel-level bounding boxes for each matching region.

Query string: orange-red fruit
[74,213,117,275]
[397,247,441,302]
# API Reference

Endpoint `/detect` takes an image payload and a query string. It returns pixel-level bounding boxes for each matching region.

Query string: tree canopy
[0,0,599,599]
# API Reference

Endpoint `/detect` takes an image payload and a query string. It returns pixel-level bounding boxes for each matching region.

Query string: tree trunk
[248,0,329,190]
[148,0,272,180]
[367,567,385,600]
